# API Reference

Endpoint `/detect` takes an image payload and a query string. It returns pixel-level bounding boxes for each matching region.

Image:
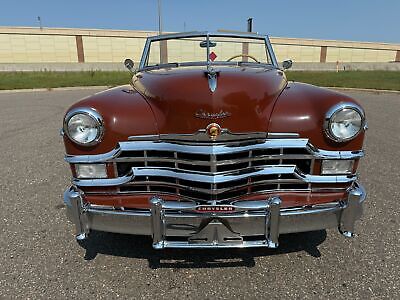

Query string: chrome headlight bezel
[324,102,365,142]
[63,108,104,146]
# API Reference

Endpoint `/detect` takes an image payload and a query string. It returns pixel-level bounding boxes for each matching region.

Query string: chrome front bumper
[64,183,366,249]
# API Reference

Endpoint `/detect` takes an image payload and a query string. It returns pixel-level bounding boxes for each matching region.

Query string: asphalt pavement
[0,88,399,299]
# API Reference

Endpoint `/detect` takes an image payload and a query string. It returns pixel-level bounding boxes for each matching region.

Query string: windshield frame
[138,31,278,71]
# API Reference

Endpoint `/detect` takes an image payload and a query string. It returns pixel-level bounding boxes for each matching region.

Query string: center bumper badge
[206,123,221,140]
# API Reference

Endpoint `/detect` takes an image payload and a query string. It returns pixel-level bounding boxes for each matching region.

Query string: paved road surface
[0,88,399,299]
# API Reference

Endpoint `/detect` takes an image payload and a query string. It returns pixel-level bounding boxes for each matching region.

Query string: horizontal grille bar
[120,177,308,195]
[131,166,354,185]
[116,139,310,156]
[65,138,365,164]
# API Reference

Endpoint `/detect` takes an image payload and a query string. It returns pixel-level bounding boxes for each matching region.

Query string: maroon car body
[62,32,367,249]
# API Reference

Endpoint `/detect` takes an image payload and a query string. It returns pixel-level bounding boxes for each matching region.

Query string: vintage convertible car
[62,31,367,249]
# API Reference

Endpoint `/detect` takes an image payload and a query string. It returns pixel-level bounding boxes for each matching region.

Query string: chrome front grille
[114,138,314,202]
[66,132,363,203]
[116,147,312,176]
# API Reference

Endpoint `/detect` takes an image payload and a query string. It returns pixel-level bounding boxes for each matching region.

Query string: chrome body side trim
[63,183,367,248]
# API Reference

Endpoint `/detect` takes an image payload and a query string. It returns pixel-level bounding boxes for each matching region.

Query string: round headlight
[324,103,365,142]
[64,108,104,146]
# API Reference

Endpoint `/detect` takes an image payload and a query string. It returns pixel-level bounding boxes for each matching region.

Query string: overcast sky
[1,0,399,43]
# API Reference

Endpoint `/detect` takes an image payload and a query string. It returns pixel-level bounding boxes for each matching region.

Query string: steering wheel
[226,54,260,63]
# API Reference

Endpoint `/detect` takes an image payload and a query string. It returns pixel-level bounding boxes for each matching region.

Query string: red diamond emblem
[209,52,217,62]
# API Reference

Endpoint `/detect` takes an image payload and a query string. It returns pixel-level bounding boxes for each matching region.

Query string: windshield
[142,33,274,69]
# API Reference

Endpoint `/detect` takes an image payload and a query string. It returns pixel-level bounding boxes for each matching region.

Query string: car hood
[133,66,287,134]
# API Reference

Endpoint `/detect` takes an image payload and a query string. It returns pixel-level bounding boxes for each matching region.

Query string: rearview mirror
[200,40,217,48]
[282,59,293,70]
[124,58,135,73]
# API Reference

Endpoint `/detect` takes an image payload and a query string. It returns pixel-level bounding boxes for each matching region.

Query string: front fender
[268,82,365,151]
[63,85,158,155]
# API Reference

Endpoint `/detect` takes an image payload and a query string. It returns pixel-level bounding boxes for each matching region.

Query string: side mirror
[282,59,293,70]
[124,58,135,73]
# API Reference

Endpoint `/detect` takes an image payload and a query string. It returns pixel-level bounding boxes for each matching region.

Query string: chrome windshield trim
[139,31,278,70]
[65,138,364,163]
[144,31,268,45]
[265,35,278,67]
[140,61,274,72]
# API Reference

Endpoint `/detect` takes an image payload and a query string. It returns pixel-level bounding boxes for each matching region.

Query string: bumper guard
[63,183,366,249]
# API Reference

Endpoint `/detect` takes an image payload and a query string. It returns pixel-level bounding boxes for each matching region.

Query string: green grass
[0,70,399,91]
[286,71,400,91]
[0,71,131,90]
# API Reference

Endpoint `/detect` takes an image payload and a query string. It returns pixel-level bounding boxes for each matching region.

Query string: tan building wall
[82,36,147,63]
[324,47,396,63]
[0,27,399,64]
[270,36,400,63]
[273,44,321,62]
[0,33,77,63]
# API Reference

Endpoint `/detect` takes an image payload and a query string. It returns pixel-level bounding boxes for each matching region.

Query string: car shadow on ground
[78,230,326,269]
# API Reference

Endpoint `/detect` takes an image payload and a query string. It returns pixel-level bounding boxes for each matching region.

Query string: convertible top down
[62,31,367,249]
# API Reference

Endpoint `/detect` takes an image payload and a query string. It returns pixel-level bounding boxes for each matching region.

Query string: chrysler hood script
[195,109,231,119]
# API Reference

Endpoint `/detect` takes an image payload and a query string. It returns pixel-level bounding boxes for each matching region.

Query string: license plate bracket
[150,197,281,249]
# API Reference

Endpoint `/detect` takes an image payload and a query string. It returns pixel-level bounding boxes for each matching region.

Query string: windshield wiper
[154,62,180,68]
[237,61,272,68]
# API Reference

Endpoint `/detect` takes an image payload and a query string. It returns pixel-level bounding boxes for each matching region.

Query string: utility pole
[247,18,253,32]
[157,0,167,63]
[37,16,42,30]
[242,18,253,62]
[157,0,162,34]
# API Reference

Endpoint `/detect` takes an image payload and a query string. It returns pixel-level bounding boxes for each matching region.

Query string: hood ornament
[206,67,218,93]
[195,109,231,120]
[206,123,221,141]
